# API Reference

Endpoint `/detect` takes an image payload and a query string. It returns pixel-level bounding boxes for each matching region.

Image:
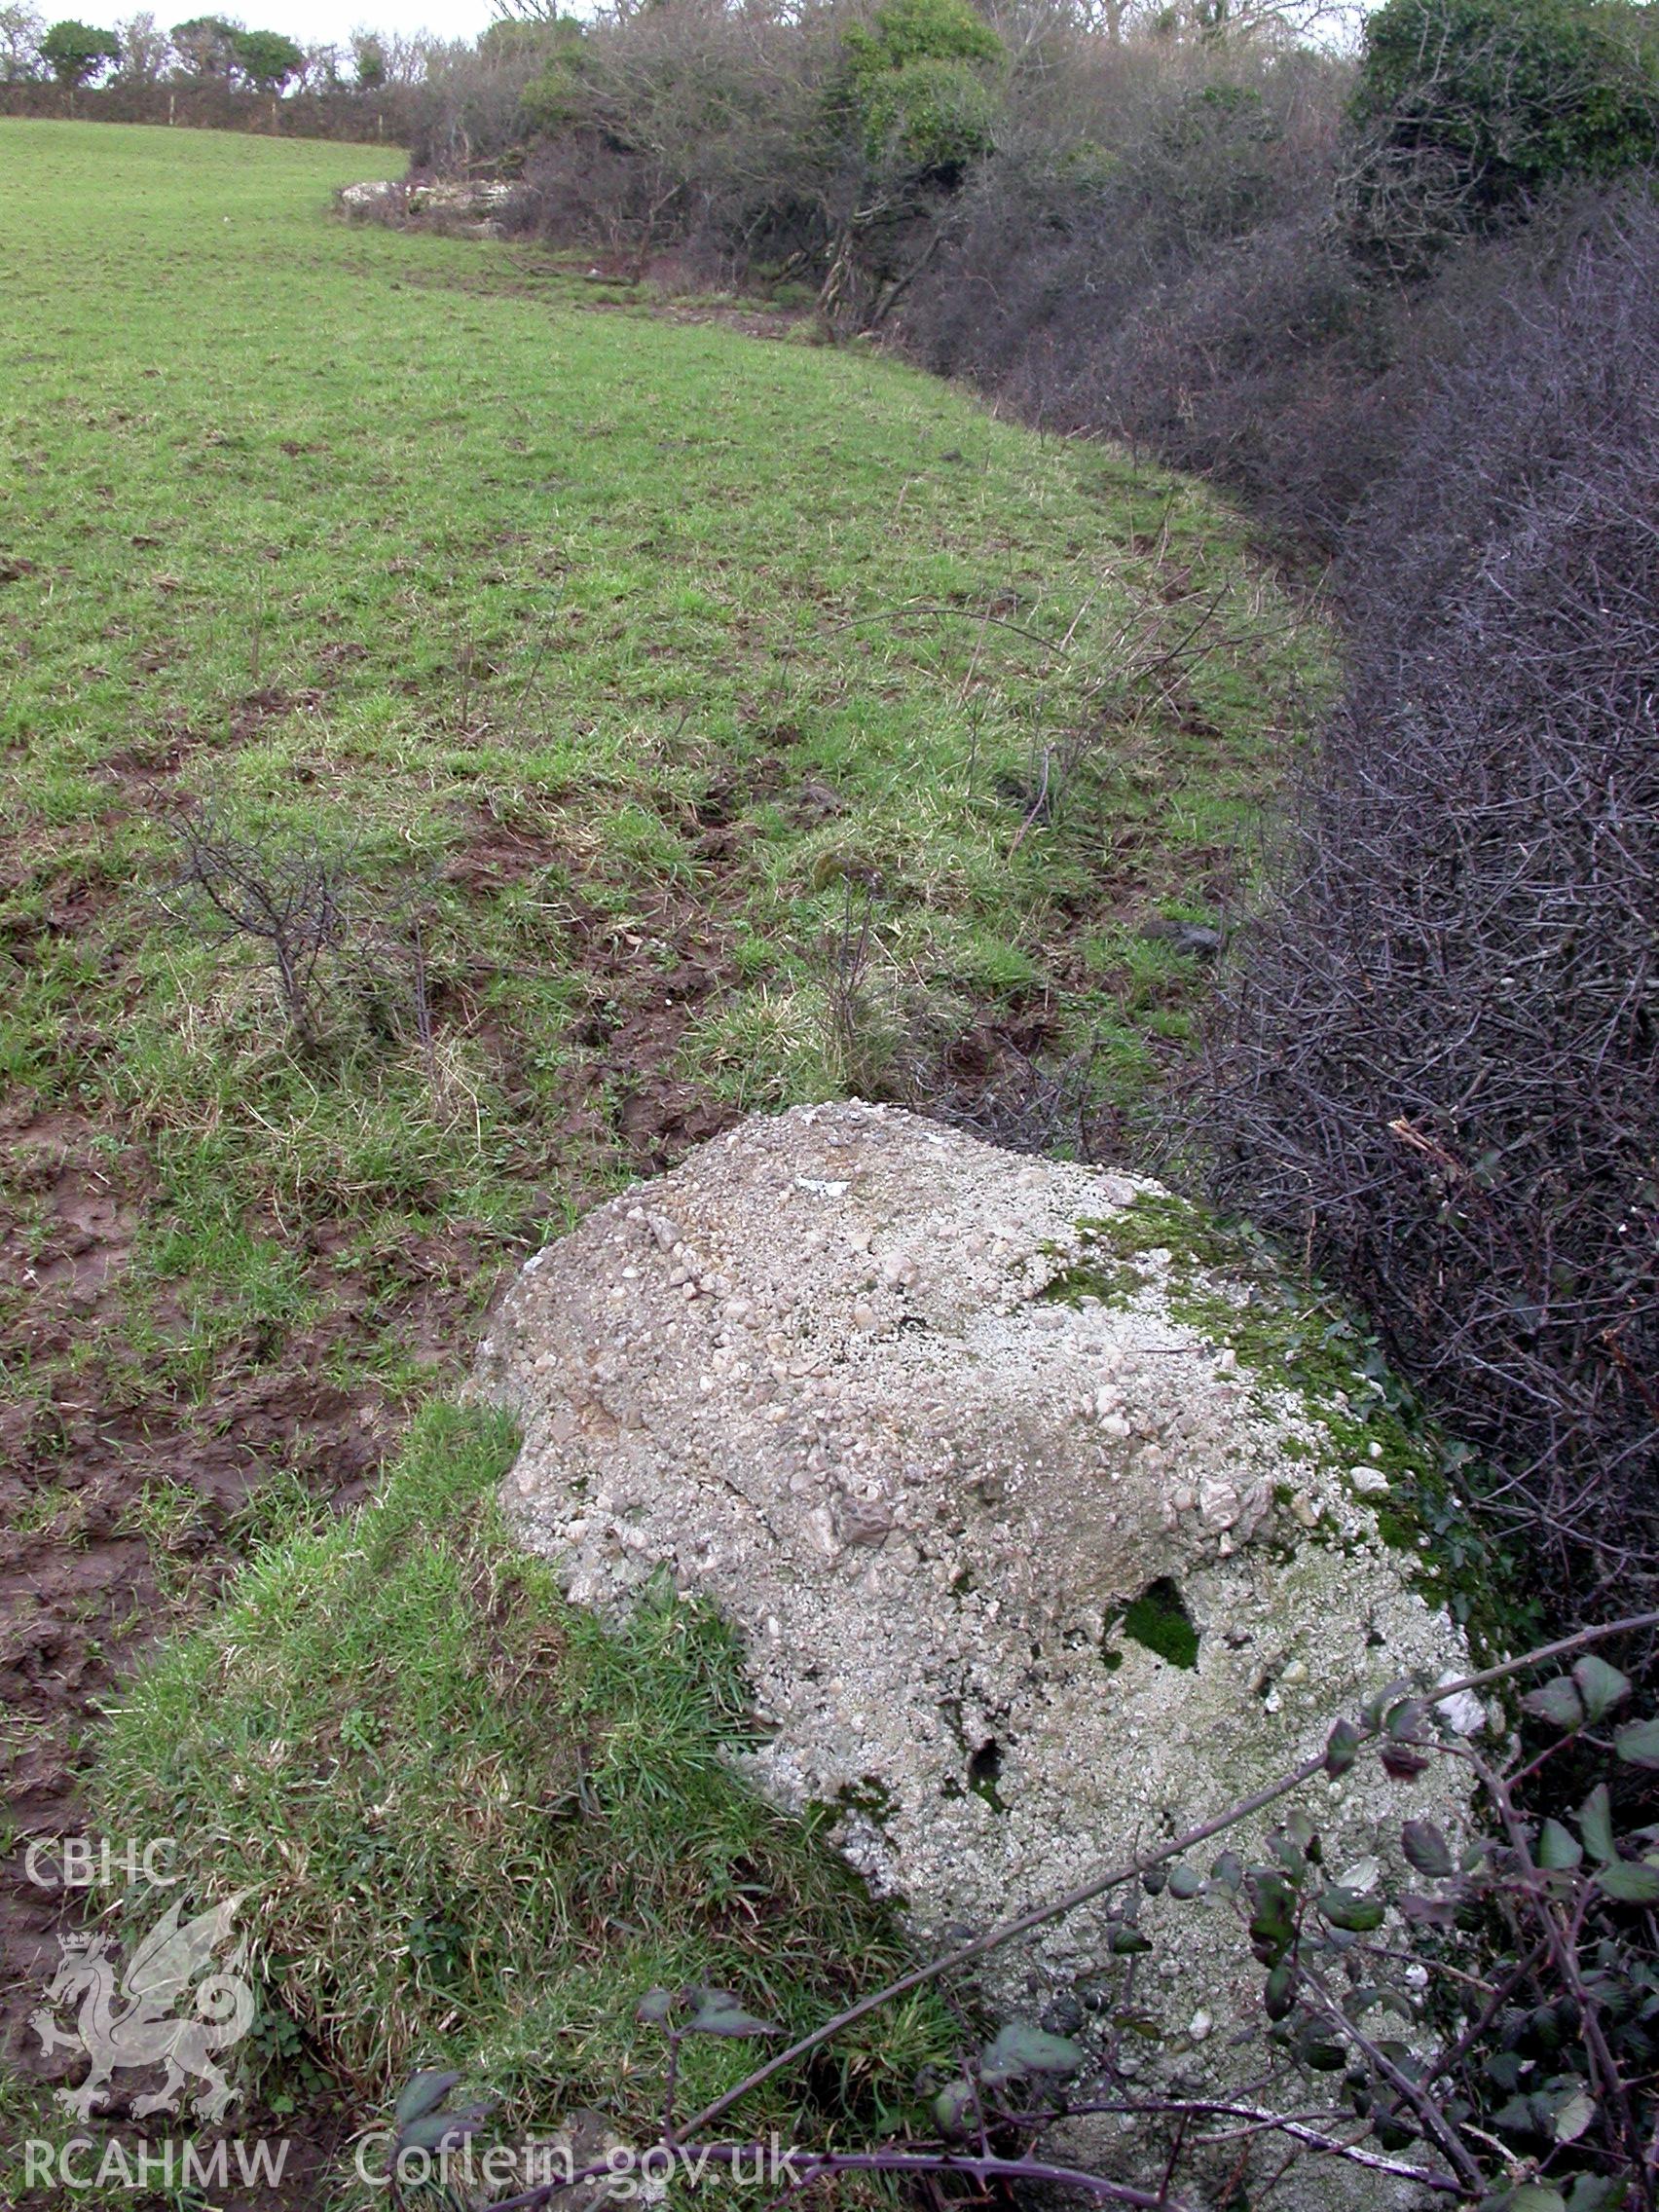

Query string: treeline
[0,6,432,97]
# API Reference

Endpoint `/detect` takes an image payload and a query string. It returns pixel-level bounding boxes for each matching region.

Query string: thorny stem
[1295,1952,1486,2193]
[675,1611,1659,2145]
[477,2142,1205,2212]
[1036,2098,1461,2191]
[1466,1740,1654,2208]
[454,1612,1659,2212]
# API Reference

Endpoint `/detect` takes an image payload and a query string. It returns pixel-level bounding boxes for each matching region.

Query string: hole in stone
[1118,1577,1199,1671]
[966,1739,1008,1811]
[968,1739,1002,1791]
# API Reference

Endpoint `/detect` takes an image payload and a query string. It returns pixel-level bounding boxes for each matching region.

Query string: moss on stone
[1118,1577,1199,1671]
[1070,1194,1539,1664]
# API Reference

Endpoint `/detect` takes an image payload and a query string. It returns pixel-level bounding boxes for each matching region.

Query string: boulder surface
[476,1102,1477,2133]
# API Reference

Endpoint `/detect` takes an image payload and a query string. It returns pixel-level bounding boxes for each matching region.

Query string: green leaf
[1536,1819,1583,1871]
[1209,1851,1244,1894]
[1364,1679,1411,1728]
[1108,1923,1153,1955]
[1166,1862,1203,1899]
[1400,1820,1454,1877]
[980,2022,1086,2083]
[1551,2088,1596,2144]
[1324,1718,1361,1776]
[684,1987,778,2037]
[1594,1860,1659,1904]
[932,2078,975,2137]
[1571,1655,1631,1724]
[1523,1677,1585,1731]
[1380,1741,1429,1781]
[1578,1784,1616,1864]
[1615,1716,1659,1768]
[1264,1957,1296,2020]
[1564,2176,1627,2212]
[1320,1886,1385,1933]
[394,2071,461,2127]
[1372,2111,1419,2151]
[1493,2187,1567,2212]
[1298,2027,1346,2072]
[635,1987,676,2025]
[398,2103,494,2154]
[1249,1873,1297,1964]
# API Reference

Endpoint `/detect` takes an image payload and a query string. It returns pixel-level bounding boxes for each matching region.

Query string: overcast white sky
[250,0,498,48]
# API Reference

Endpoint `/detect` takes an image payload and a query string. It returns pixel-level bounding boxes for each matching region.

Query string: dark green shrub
[1346,0,1659,271]
[228,26,304,92]
[843,0,1005,180]
[39,16,118,85]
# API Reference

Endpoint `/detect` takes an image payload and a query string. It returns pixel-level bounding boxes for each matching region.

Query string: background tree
[0,1,45,78]
[228,22,301,88]
[349,26,383,87]
[295,38,340,88]
[112,8,168,80]
[39,15,120,81]
[168,11,237,77]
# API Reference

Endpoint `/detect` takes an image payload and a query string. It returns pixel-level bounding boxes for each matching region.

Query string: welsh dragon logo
[30,1892,255,2124]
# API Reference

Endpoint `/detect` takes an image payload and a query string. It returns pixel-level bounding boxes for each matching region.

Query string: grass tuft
[90,1402,956,2163]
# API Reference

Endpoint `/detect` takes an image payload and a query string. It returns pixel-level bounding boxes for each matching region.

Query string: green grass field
[0,119,1327,2202]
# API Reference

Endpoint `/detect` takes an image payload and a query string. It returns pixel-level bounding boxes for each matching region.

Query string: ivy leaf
[1320,1886,1385,1934]
[1400,1820,1454,1877]
[1571,1655,1631,1724]
[1578,1784,1616,1864]
[1536,1819,1582,1871]
[684,1988,778,2037]
[394,2071,461,2126]
[1523,1677,1585,1732]
[1594,1860,1659,1904]
[1614,1716,1659,1768]
[980,2022,1086,2084]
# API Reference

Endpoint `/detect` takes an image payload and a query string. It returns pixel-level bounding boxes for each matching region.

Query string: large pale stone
[476,1102,1479,2199]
